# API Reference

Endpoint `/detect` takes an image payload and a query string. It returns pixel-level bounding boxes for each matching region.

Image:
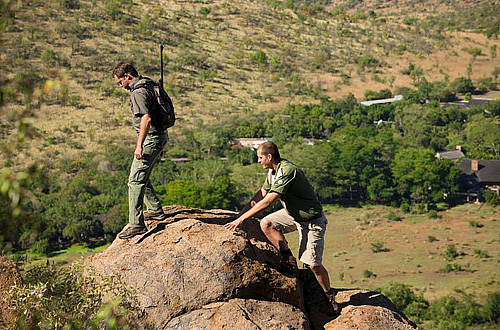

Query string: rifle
[160,44,164,88]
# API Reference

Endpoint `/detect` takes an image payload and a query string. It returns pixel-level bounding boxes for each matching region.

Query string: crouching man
[224,141,339,314]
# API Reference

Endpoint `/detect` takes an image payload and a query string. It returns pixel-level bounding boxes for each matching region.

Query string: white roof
[361,94,403,106]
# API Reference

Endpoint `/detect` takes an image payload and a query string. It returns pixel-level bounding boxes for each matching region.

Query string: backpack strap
[130,78,157,93]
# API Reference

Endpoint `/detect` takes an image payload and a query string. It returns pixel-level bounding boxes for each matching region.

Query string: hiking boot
[278,253,298,275]
[325,288,341,316]
[118,226,147,239]
[144,211,167,221]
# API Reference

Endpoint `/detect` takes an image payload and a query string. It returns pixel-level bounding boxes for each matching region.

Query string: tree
[450,77,475,94]
[492,66,500,83]
[364,88,392,101]
[462,47,482,61]
[281,139,337,200]
[417,81,456,102]
[392,148,460,208]
[159,177,237,210]
[329,127,395,201]
[464,116,500,158]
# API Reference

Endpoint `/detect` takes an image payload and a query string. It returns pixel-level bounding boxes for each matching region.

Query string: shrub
[427,293,483,327]
[58,0,80,10]
[428,235,438,242]
[462,47,482,59]
[483,190,499,207]
[439,262,472,273]
[476,77,496,93]
[380,282,420,311]
[428,210,440,219]
[362,269,376,278]
[30,238,50,254]
[386,211,402,222]
[469,220,484,228]
[104,0,123,20]
[484,291,500,323]
[401,202,411,213]
[251,50,268,66]
[357,54,380,69]
[444,244,460,261]
[199,6,211,17]
[371,241,389,253]
[364,88,392,101]
[450,77,475,94]
[41,49,58,67]
[8,262,140,329]
[473,249,489,258]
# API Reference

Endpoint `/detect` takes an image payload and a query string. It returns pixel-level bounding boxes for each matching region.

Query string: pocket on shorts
[309,220,325,233]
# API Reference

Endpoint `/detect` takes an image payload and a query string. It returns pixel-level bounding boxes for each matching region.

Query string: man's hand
[134,146,143,159]
[224,218,244,231]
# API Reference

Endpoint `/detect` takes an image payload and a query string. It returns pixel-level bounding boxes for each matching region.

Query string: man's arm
[224,190,280,231]
[134,113,151,159]
[237,188,267,216]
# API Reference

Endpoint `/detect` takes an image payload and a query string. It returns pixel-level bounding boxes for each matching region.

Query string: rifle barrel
[160,44,164,87]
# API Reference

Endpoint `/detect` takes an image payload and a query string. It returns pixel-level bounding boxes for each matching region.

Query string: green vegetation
[371,241,389,253]
[380,282,500,329]
[7,262,140,329]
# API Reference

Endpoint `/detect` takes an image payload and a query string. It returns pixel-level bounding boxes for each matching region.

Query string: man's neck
[271,158,281,172]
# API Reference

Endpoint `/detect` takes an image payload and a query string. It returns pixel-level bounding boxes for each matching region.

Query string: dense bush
[8,262,140,329]
[483,190,499,207]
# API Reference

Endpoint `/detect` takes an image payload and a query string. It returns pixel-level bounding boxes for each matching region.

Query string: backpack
[132,78,176,129]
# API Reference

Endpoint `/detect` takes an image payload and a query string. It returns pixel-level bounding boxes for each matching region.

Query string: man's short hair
[112,62,138,78]
[258,141,280,160]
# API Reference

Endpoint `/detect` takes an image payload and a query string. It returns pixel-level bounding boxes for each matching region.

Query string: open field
[287,204,500,301]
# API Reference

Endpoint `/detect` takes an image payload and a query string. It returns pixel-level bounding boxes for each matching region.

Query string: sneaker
[278,253,298,275]
[144,211,167,221]
[118,226,147,239]
[325,288,340,315]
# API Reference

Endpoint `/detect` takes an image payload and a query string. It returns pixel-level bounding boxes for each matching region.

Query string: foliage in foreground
[4,262,141,329]
[380,282,500,330]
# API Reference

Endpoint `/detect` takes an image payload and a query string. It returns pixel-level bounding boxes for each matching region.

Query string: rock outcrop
[87,206,417,330]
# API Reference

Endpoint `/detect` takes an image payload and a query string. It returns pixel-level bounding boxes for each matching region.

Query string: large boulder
[166,299,307,329]
[87,206,308,329]
[306,288,417,330]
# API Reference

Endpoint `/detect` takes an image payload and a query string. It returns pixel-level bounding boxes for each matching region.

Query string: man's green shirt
[262,159,323,222]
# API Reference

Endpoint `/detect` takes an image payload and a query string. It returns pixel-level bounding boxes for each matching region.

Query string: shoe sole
[118,229,147,239]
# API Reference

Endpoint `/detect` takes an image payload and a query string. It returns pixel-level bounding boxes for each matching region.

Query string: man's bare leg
[309,264,330,292]
[260,217,289,251]
[310,264,340,314]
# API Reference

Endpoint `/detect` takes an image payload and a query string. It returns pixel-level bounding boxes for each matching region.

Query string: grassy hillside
[1,0,500,171]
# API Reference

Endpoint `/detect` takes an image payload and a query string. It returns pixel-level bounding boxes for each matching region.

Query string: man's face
[257,149,272,169]
[113,73,132,90]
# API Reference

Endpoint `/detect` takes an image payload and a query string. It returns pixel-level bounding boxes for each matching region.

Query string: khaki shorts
[264,208,327,266]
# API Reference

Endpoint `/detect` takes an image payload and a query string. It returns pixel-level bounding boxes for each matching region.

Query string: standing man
[113,62,168,239]
[224,141,339,314]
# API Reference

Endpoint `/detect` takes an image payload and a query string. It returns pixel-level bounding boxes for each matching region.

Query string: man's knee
[260,218,274,232]
[309,264,323,273]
